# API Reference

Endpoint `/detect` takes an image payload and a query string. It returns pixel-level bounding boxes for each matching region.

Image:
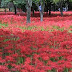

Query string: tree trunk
[0,0,1,7]
[26,0,32,24]
[40,10,43,21]
[14,5,17,15]
[65,3,68,11]
[32,8,34,16]
[27,6,31,23]
[49,9,51,15]
[49,2,51,15]
[60,7,63,16]
[46,7,48,15]
[5,8,6,14]
[59,0,63,16]
[39,0,45,22]
[9,8,10,11]
[4,6,6,14]
[54,3,56,11]
[45,2,48,15]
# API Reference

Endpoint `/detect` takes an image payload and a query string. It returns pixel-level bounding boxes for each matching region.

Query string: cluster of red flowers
[0,29,72,72]
[0,11,72,29]
[0,11,72,72]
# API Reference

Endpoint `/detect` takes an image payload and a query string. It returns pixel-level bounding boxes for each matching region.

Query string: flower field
[0,11,72,72]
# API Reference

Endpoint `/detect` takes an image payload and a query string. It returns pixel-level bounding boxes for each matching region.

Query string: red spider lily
[0,11,72,71]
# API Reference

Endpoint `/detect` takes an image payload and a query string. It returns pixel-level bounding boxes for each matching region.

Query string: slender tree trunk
[9,8,10,11]
[46,7,48,15]
[26,0,32,24]
[60,7,63,16]
[39,0,45,22]
[39,5,44,22]
[0,0,1,7]
[49,2,51,15]
[46,3,48,15]
[35,0,45,21]
[5,8,6,14]
[40,10,43,21]
[65,3,68,11]
[54,3,55,11]
[4,6,6,14]
[32,8,34,16]
[27,6,31,23]
[49,8,51,15]
[45,2,48,15]
[14,5,17,14]
[59,0,63,16]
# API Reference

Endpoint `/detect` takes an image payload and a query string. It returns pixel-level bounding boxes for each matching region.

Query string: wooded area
[0,0,72,23]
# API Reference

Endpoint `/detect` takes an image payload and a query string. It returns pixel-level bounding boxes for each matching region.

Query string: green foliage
[0,23,8,28]
[13,0,26,5]
[53,0,59,3]
[1,0,72,9]
[32,0,40,7]
[69,0,72,2]
[63,68,69,72]
[1,0,26,7]
[28,0,32,6]
[1,0,7,7]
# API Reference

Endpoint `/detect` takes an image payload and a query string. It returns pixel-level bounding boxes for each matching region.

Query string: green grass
[0,22,72,33]
[0,23,8,28]
[19,25,65,32]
